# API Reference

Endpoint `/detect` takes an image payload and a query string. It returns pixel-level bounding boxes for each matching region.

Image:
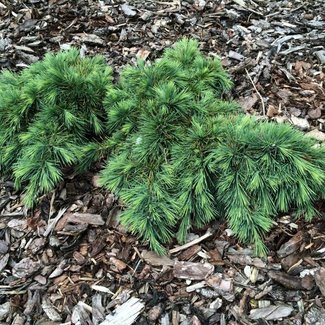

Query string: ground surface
[0,0,325,324]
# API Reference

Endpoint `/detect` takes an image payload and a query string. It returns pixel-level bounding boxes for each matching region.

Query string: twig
[169,230,213,254]
[0,211,24,217]
[49,190,56,219]
[0,290,27,295]
[43,208,67,237]
[245,68,265,116]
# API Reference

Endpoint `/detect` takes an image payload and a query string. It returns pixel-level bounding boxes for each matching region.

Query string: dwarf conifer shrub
[0,49,112,206]
[212,117,325,254]
[98,39,240,254]
[1,39,324,255]
[99,39,325,255]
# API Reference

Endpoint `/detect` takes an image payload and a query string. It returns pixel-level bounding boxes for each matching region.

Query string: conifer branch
[0,48,112,206]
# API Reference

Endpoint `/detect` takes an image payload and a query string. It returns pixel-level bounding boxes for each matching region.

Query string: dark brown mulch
[0,1,325,324]
[1,174,324,324]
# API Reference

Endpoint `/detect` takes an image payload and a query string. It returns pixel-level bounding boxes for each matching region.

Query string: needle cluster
[0,49,112,206]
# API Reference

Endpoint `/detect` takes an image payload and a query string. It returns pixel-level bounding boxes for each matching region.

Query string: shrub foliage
[1,39,324,255]
[0,49,112,206]
[99,39,325,255]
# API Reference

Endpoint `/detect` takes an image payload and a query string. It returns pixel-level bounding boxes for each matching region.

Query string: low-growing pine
[99,39,325,254]
[1,40,324,255]
[0,49,112,206]
[212,116,325,254]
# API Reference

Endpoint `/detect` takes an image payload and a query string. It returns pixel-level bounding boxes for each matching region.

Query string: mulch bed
[0,1,324,324]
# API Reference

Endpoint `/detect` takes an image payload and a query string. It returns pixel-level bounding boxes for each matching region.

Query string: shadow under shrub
[99,39,325,255]
[0,49,112,206]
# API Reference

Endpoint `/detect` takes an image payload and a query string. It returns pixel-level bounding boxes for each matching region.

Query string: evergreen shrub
[99,39,325,255]
[1,40,324,255]
[0,49,112,206]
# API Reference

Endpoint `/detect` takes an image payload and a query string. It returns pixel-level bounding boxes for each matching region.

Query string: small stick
[49,190,56,219]
[43,208,67,237]
[245,68,265,116]
[0,211,25,217]
[169,230,213,254]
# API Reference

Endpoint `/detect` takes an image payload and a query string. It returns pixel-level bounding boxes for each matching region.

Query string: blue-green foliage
[211,117,325,254]
[98,39,234,253]
[0,49,112,206]
[1,39,324,255]
[99,39,325,255]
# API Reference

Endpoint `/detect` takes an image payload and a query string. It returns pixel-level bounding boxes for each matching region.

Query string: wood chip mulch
[0,1,325,324]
